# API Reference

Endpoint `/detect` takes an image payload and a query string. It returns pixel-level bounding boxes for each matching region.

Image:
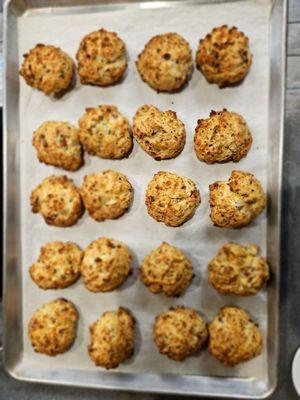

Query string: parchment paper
[18,0,271,380]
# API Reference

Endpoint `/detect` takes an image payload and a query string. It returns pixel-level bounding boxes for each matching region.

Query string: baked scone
[76,29,127,86]
[136,33,193,92]
[78,105,132,159]
[145,171,200,227]
[133,105,186,160]
[28,298,78,356]
[140,242,194,296]
[208,243,269,296]
[32,121,83,171]
[29,241,82,290]
[209,170,266,228]
[196,25,252,88]
[20,44,75,95]
[81,237,132,292]
[153,306,208,361]
[88,307,135,369]
[80,170,133,221]
[194,110,252,164]
[30,175,83,227]
[208,306,263,366]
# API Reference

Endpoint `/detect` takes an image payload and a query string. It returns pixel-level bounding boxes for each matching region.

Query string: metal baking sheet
[3,0,286,398]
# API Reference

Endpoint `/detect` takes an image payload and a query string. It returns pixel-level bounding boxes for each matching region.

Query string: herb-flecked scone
[136,33,193,92]
[153,306,208,361]
[209,170,266,228]
[30,175,83,227]
[28,298,78,356]
[208,243,269,296]
[88,307,135,369]
[78,105,132,159]
[80,170,133,221]
[196,25,252,88]
[194,110,252,164]
[76,29,127,86]
[81,237,132,292]
[29,241,82,290]
[145,171,200,227]
[20,44,75,95]
[133,105,186,160]
[140,242,194,297]
[32,121,83,171]
[208,306,263,366]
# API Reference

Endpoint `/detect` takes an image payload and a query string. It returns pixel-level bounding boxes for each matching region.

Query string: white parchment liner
[18,0,270,380]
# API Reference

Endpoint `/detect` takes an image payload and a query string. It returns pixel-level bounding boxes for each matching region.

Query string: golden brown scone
[136,33,193,92]
[76,29,127,86]
[196,25,252,88]
[29,241,82,290]
[153,306,208,361]
[80,170,133,222]
[208,306,263,366]
[88,307,135,369]
[133,105,186,160]
[32,121,83,171]
[28,298,78,356]
[194,109,252,164]
[81,237,132,292]
[208,243,269,296]
[140,242,194,296]
[145,171,200,227]
[20,44,75,95]
[209,170,266,228]
[78,105,132,159]
[30,175,83,227]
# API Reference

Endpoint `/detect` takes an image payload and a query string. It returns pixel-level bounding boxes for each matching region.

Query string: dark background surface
[1,0,300,399]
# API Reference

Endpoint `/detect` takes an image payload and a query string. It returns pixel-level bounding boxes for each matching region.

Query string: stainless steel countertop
[1,0,300,398]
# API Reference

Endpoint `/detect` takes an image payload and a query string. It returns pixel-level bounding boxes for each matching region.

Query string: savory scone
[136,33,193,92]
[153,306,208,361]
[208,306,263,366]
[81,237,132,292]
[194,110,252,164]
[78,105,132,159]
[133,105,186,160]
[76,29,127,86]
[88,307,135,369]
[196,25,252,88]
[30,175,83,227]
[209,170,266,228]
[32,121,83,171]
[29,241,82,290]
[145,171,200,227]
[208,243,269,296]
[80,170,133,221]
[140,242,194,296]
[20,44,75,95]
[28,298,78,356]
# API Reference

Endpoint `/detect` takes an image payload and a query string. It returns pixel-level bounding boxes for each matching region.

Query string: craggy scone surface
[208,242,269,295]
[88,307,135,369]
[153,306,208,361]
[209,170,266,228]
[145,171,200,227]
[80,170,133,221]
[208,306,263,366]
[81,237,132,292]
[196,25,252,88]
[28,298,78,356]
[30,241,82,289]
[140,242,194,296]
[133,105,186,160]
[79,105,132,159]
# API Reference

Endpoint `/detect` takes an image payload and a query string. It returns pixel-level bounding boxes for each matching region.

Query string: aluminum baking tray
[3,0,286,398]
